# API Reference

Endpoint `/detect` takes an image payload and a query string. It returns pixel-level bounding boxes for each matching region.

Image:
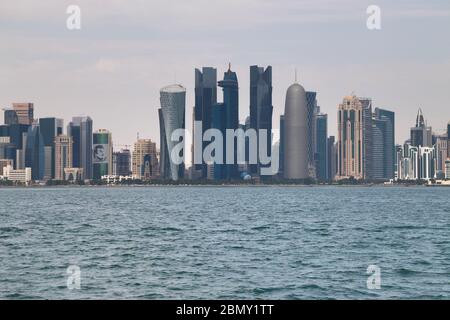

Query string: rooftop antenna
[228,62,231,72]
[137,132,140,140]
[294,68,298,83]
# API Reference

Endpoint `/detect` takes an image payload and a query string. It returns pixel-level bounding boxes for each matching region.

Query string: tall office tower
[113,149,131,176]
[158,108,170,180]
[39,118,64,179]
[67,116,93,180]
[4,109,18,125]
[249,65,273,176]
[279,115,285,177]
[0,125,9,141]
[327,136,337,181]
[435,134,448,178]
[371,108,395,180]
[315,113,328,181]
[211,66,239,180]
[396,143,419,180]
[194,67,217,178]
[410,109,432,147]
[445,159,450,179]
[54,135,73,180]
[306,92,318,178]
[132,139,158,180]
[337,95,372,180]
[159,84,186,181]
[12,103,34,125]
[93,129,113,180]
[284,82,308,180]
[25,123,45,180]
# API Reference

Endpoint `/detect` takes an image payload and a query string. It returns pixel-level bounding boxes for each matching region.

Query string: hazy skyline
[1,0,450,150]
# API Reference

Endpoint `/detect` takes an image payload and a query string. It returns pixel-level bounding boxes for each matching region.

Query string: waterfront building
[315,112,328,181]
[93,129,113,180]
[132,139,158,180]
[67,116,93,180]
[193,67,217,178]
[419,146,436,180]
[448,121,450,159]
[435,134,448,178]
[445,159,450,179]
[284,82,308,180]
[113,149,131,176]
[64,167,84,181]
[212,65,239,180]
[12,103,34,125]
[337,95,373,180]
[0,159,14,176]
[55,135,73,181]
[249,65,273,176]
[2,165,31,184]
[159,84,186,181]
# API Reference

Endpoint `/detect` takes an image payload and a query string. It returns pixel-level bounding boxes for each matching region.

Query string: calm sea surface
[1,186,449,300]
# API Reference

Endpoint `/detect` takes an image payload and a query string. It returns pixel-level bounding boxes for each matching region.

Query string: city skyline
[1,0,450,148]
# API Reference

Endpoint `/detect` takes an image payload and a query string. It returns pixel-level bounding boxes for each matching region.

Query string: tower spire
[295,68,298,83]
[228,62,231,72]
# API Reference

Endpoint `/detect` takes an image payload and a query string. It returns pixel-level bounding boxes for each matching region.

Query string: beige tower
[132,139,159,179]
[12,103,34,125]
[337,95,365,179]
[55,135,73,180]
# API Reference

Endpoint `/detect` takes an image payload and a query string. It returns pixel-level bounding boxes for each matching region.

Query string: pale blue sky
[1,0,449,149]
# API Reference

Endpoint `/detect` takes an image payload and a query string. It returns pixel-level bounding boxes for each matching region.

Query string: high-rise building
[159,84,186,181]
[284,82,308,180]
[67,116,93,180]
[132,139,158,180]
[371,108,395,180]
[315,113,328,181]
[93,129,113,180]
[194,67,217,178]
[396,143,436,181]
[113,149,131,176]
[337,95,373,180]
[306,92,318,178]
[212,66,239,180]
[249,65,273,176]
[447,121,450,159]
[327,136,337,181]
[445,159,450,179]
[39,118,64,179]
[4,109,18,125]
[12,103,34,125]
[279,115,285,177]
[435,134,448,178]
[25,123,45,180]
[55,135,73,181]
[410,109,432,147]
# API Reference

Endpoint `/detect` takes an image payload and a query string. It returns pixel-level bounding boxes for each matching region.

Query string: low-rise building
[2,165,32,184]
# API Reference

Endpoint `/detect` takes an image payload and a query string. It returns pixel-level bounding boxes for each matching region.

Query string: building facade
[159,84,186,181]
[93,129,113,180]
[315,112,328,181]
[55,135,73,180]
[113,149,131,176]
[12,103,34,125]
[132,139,158,180]
[67,116,93,180]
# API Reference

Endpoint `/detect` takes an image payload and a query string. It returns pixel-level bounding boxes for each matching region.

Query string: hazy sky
[1,0,449,151]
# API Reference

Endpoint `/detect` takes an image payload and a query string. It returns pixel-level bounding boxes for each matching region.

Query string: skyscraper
[55,135,73,181]
[93,129,113,180]
[25,123,45,180]
[306,92,318,178]
[194,67,217,178]
[447,121,450,159]
[284,82,308,180]
[279,115,285,177]
[337,95,372,180]
[132,139,158,180]
[327,136,337,181]
[159,84,186,181]
[212,65,239,180]
[370,108,395,180]
[67,116,93,180]
[315,112,328,181]
[411,109,432,147]
[39,118,64,179]
[12,103,34,125]
[249,65,273,176]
